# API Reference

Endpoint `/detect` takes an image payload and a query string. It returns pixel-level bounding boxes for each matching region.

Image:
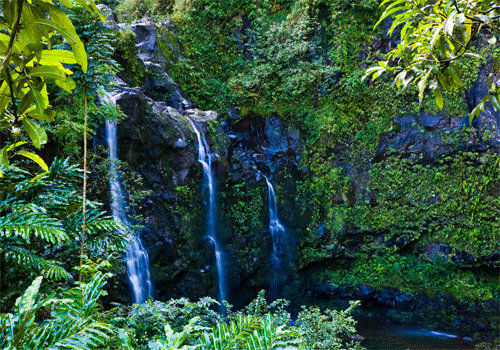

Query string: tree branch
[2,0,24,71]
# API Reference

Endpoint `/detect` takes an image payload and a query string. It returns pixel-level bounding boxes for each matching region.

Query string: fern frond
[0,202,68,244]
[63,208,123,235]
[42,320,113,350]
[2,224,68,244]
[248,314,303,350]
[3,246,71,280]
[3,272,115,350]
[198,314,264,349]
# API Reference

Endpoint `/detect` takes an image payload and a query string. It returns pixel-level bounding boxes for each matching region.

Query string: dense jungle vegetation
[0,0,498,348]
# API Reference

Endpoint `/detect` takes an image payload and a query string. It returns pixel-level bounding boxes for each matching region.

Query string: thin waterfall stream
[188,118,227,307]
[106,119,153,304]
[264,176,287,301]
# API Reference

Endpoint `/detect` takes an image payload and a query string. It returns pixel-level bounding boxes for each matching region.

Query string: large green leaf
[27,81,46,118]
[0,146,9,168]
[22,117,47,149]
[433,87,443,109]
[38,49,78,65]
[17,151,49,171]
[29,65,72,81]
[32,0,88,72]
[3,0,18,27]
[73,0,105,22]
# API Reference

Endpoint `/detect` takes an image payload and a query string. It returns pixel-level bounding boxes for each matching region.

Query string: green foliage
[0,0,103,169]
[138,290,361,350]
[297,301,362,350]
[64,3,119,96]
[50,2,122,159]
[324,254,498,301]
[109,297,221,349]
[0,158,125,305]
[52,98,124,160]
[365,0,500,119]
[194,313,304,350]
[0,272,114,350]
[113,29,145,87]
[115,0,174,22]
[231,12,333,117]
[222,182,264,238]
[366,152,500,257]
[298,149,500,301]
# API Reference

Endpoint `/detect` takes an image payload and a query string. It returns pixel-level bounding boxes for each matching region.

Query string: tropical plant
[0,272,114,350]
[108,297,222,349]
[364,0,500,119]
[297,301,362,350]
[0,0,102,172]
[149,313,305,350]
[142,291,362,350]
[0,158,125,306]
[196,313,304,350]
[148,316,205,350]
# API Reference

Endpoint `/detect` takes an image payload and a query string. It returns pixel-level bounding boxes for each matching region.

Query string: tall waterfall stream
[106,120,153,304]
[188,118,227,307]
[264,176,287,301]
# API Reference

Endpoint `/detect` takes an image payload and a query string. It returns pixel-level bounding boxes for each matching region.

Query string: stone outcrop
[224,110,302,184]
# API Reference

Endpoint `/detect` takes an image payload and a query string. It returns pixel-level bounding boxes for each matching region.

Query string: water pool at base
[356,315,475,350]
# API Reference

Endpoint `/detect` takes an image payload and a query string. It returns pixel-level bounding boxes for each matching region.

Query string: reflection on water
[356,315,475,350]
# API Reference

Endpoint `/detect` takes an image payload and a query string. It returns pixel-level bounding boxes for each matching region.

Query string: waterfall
[105,119,153,304]
[264,176,286,301]
[187,119,227,307]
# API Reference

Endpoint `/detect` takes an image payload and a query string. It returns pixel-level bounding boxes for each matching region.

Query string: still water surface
[356,315,475,350]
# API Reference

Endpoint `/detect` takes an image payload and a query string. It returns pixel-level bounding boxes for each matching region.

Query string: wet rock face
[127,18,165,64]
[111,85,194,187]
[116,17,192,112]
[105,75,228,301]
[466,62,500,153]
[376,62,499,162]
[96,4,118,28]
[225,113,302,183]
[375,113,464,162]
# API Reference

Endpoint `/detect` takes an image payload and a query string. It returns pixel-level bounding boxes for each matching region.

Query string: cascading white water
[188,119,227,306]
[105,119,153,304]
[264,176,286,301]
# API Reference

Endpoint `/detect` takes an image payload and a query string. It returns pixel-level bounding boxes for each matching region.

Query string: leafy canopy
[364,0,500,120]
[0,0,102,175]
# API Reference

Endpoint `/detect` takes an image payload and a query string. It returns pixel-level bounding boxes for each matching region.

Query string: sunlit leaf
[22,118,47,149]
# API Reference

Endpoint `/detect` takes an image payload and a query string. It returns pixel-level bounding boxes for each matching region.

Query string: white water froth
[188,119,227,306]
[428,330,459,339]
[105,118,153,304]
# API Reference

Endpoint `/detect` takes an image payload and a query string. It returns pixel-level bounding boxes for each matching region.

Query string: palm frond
[62,208,127,256]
